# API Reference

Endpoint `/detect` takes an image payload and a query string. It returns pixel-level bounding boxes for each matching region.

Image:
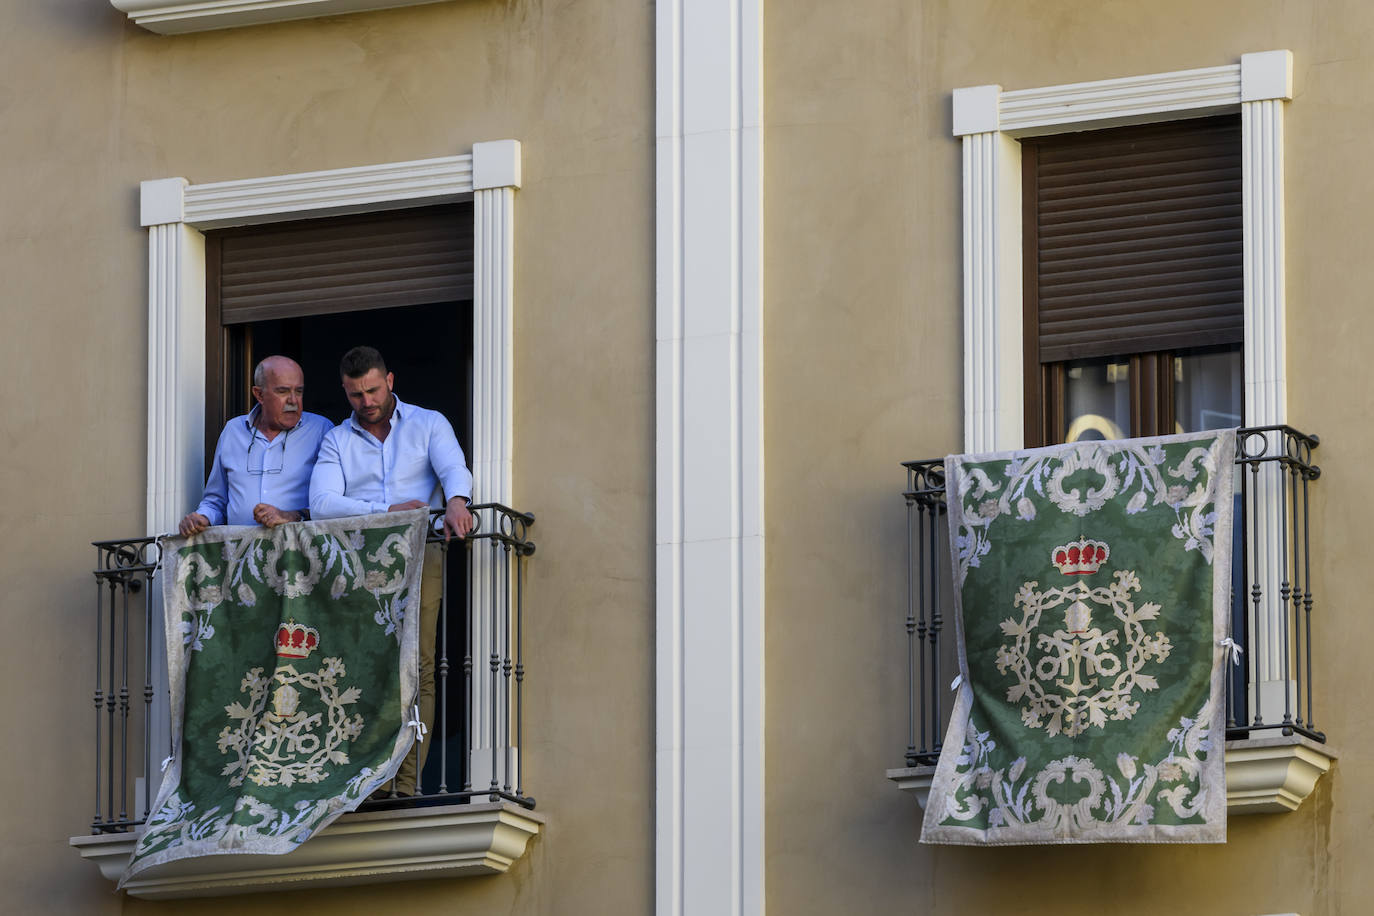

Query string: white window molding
[655,0,764,914]
[139,142,520,538]
[951,51,1302,726]
[110,0,453,35]
[108,142,525,894]
[70,802,543,899]
[952,49,1293,453]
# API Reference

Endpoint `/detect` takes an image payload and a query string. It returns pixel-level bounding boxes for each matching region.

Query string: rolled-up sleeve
[310,431,389,519]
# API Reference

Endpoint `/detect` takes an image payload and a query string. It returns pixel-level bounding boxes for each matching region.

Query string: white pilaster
[656,0,764,912]
[471,185,516,511]
[142,178,205,803]
[142,178,206,536]
[469,179,518,787]
[1241,54,1292,691]
[960,130,1022,453]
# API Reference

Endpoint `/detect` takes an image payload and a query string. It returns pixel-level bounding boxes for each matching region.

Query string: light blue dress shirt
[194,408,332,526]
[309,395,473,519]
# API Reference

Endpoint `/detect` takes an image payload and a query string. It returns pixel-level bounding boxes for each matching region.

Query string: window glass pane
[1174,346,1242,433]
[1063,358,1130,442]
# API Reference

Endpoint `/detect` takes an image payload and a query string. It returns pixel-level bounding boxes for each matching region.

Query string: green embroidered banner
[120,510,429,886]
[921,431,1235,844]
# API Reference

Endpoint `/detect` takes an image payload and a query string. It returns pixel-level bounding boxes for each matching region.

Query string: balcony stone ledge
[887,735,1336,816]
[110,0,453,35]
[69,801,544,899]
[1224,733,1336,814]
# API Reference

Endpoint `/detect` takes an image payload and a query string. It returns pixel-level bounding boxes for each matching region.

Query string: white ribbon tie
[1218,637,1244,666]
[405,703,428,743]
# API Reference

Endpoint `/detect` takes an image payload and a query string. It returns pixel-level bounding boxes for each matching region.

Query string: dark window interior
[219,301,472,443]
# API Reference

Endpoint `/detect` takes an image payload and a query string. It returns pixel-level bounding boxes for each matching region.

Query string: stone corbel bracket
[1224,734,1336,814]
[111,0,452,35]
[887,735,1336,816]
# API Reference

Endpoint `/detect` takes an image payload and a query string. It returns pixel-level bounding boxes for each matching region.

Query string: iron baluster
[516,535,526,801]
[119,576,131,823]
[437,538,450,795]
[464,532,474,795]
[143,566,154,819]
[1249,457,1264,727]
[106,575,118,825]
[489,536,500,799]
[502,536,513,796]
[928,497,942,757]
[1302,459,1317,735]
[92,564,104,831]
[904,491,918,767]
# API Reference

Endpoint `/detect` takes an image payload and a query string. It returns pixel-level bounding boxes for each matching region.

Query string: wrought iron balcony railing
[87,504,535,835]
[899,426,1323,769]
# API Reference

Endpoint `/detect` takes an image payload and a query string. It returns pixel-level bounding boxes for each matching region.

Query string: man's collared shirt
[195,407,332,527]
[309,394,473,519]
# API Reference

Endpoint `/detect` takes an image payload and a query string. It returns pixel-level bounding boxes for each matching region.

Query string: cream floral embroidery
[996,569,1172,738]
[953,440,1225,586]
[940,701,1215,834]
[217,658,365,788]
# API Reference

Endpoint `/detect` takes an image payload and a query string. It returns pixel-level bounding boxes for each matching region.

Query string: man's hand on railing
[252,504,301,528]
[444,496,473,542]
[178,512,211,538]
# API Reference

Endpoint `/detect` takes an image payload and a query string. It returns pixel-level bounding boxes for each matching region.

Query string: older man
[178,355,331,537]
[310,346,473,795]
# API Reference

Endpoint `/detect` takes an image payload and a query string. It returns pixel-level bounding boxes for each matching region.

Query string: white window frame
[952,49,1293,453]
[140,140,519,540]
[143,139,519,770]
[952,51,1300,717]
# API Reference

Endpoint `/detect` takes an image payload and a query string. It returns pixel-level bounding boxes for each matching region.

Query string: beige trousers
[393,542,443,795]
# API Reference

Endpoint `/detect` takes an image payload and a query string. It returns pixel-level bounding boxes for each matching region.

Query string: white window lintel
[953,50,1292,140]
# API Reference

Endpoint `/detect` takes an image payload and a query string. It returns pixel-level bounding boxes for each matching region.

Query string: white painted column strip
[142,180,206,536]
[471,185,515,508]
[1242,97,1287,430]
[958,130,1021,454]
[469,139,520,791]
[656,0,764,912]
[1240,51,1292,694]
[141,177,205,804]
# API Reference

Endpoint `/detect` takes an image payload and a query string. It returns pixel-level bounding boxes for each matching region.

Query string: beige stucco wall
[9,0,1374,912]
[765,2,1372,915]
[0,1,653,913]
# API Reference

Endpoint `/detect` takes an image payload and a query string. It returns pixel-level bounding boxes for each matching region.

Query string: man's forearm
[310,490,388,520]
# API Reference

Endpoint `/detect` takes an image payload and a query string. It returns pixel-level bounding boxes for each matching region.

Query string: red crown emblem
[275,619,319,659]
[1052,538,1109,575]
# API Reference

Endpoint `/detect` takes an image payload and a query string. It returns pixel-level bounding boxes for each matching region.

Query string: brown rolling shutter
[212,203,473,325]
[1025,117,1243,362]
